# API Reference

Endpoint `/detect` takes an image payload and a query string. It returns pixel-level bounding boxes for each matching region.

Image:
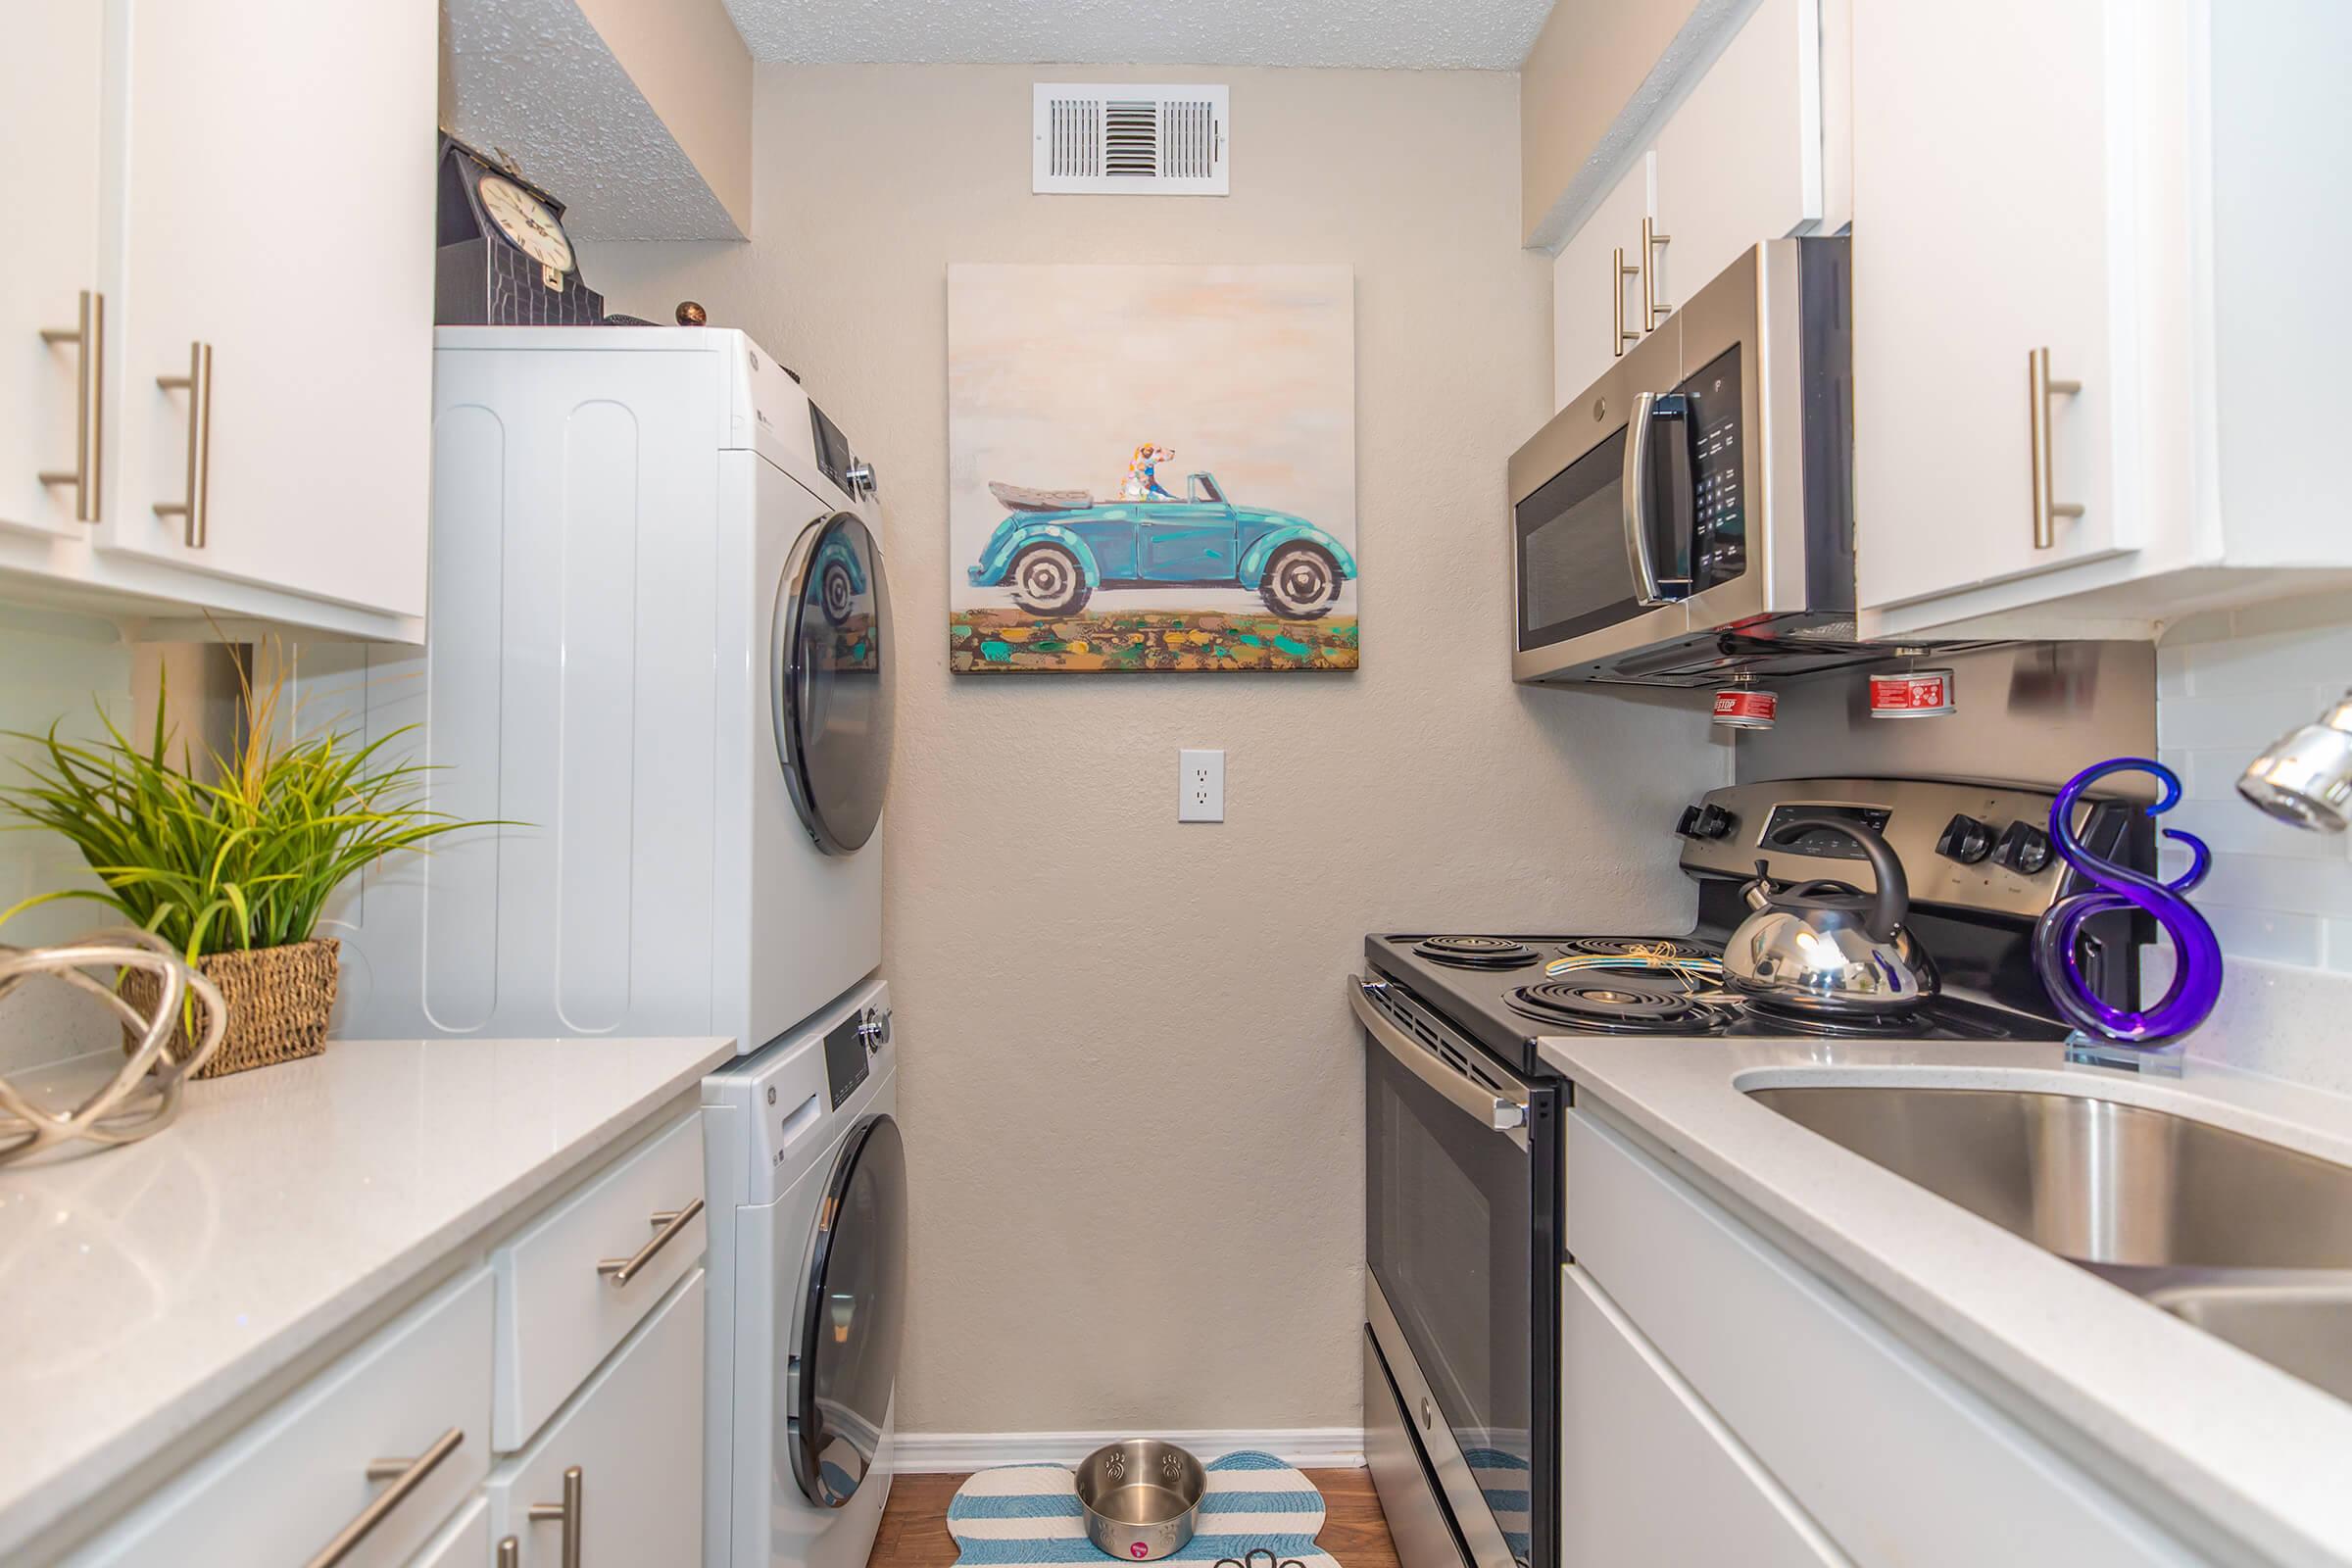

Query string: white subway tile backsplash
[2199,904,2326,968]
[2156,686,2328,750]
[2161,599,2352,978]
[2176,626,2352,696]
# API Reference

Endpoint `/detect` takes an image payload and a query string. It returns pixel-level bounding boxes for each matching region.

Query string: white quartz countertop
[0,1034,735,1556]
[1538,1032,2352,1567]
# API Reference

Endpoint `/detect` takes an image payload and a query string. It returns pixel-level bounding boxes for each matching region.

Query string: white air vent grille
[1034,84,1229,195]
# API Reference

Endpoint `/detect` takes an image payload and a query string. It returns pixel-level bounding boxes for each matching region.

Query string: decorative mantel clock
[434,135,609,325]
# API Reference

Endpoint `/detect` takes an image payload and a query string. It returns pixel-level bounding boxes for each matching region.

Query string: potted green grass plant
[0,668,489,1077]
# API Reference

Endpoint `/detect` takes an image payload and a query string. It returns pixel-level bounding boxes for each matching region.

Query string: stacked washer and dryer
[329,327,906,1568]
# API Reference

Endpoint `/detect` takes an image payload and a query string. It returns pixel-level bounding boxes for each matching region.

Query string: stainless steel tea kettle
[1723,818,1938,1016]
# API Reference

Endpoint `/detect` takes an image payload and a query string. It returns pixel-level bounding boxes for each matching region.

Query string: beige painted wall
[583,64,1723,1436]
[573,0,752,228]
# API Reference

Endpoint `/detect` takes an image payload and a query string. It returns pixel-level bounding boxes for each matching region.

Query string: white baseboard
[893,1428,1365,1474]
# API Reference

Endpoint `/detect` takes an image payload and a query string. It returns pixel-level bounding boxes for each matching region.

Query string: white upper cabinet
[1548,0,1828,411]
[1649,0,1825,330]
[0,0,432,641]
[1551,154,1652,410]
[1856,0,2352,638]
[104,0,433,621]
[1853,0,2128,612]
[1,2,108,539]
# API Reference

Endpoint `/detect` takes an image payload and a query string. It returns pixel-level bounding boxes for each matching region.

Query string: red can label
[1869,669,1956,718]
[1711,689,1779,729]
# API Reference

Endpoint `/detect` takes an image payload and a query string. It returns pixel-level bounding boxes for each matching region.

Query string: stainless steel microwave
[1510,237,1909,687]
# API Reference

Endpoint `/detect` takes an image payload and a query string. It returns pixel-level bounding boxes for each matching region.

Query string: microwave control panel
[1684,345,1745,591]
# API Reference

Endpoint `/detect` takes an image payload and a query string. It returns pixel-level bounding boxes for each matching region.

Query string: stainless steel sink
[1745,1085,2352,1399]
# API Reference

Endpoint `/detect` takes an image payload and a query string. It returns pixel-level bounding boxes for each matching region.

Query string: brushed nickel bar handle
[152,341,213,548]
[1612,247,1642,355]
[2029,346,2083,550]
[528,1464,584,1568]
[36,290,103,521]
[1642,217,1672,330]
[300,1426,464,1568]
[499,1537,520,1568]
[597,1197,704,1286]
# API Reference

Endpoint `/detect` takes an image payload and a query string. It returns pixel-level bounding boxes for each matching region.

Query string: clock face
[476,174,573,274]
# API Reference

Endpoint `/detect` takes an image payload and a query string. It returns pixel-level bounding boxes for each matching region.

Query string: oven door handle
[1350,977,1530,1149]
[1622,389,1690,608]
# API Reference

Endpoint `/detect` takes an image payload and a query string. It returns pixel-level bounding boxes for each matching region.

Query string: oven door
[1355,978,1558,1568]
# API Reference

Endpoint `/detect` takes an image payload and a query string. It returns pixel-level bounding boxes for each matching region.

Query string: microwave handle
[1622,390,1689,608]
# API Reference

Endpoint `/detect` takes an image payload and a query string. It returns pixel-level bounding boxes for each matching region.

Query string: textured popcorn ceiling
[720,0,1554,69]
[444,0,745,241]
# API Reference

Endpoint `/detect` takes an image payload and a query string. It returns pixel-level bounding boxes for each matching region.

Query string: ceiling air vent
[1033,84,1229,196]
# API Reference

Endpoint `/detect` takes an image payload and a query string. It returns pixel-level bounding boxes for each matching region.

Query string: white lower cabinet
[493,1110,708,1449]
[412,1497,493,1567]
[1564,1106,2201,1566]
[1560,1263,1843,1566]
[60,1105,709,1566]
[71,1270,494,1567]
[486,1268,706,1568]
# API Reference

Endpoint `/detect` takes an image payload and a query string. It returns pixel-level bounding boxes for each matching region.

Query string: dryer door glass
[794,1111,908,1507]
[773,512,895,855]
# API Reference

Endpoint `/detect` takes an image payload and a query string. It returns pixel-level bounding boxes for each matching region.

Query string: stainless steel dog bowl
[1074,1440,1206,1561]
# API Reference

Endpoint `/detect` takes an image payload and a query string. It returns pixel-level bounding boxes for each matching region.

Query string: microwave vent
[1034,84,1229,195]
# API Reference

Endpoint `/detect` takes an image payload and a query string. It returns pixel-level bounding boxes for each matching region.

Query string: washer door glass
[794,1112,907,1508]
[772,512,894,854]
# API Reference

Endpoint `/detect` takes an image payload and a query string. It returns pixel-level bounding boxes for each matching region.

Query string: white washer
[704,976,904,1568]
[327,326,893,1055]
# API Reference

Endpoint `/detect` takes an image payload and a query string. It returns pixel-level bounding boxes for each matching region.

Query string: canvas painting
[947,264,1357,673]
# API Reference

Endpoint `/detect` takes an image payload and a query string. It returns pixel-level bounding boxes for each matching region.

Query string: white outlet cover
[1179,748,1224,822]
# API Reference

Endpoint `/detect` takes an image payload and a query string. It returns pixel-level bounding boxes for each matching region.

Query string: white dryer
[325,326,893,1055]
[704,976,905,1568]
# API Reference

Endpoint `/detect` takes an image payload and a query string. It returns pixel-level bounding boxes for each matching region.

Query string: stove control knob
[1935,812,1995,865]
[1691,804,1738,841]
[1675,805,1702,838]
[1995,820,2054,875]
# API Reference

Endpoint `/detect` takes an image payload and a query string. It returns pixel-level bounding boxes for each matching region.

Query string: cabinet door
[411,1497,493,1568]
[1852,0,2128,611]
[104,0,432,617]
[1650,0,1823,318]
[1560,1265,1843,1567]
[1551,153,1653,411]
[487,1268,705,1567]
[1,0,108,538]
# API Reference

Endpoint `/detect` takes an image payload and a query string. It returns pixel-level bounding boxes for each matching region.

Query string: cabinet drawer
[1566,1107,2199,1566]
[1561,1264,1842,1566]
[493,1109,705,1449]
[72,1269,492,1568]
[487,1268,706,1568]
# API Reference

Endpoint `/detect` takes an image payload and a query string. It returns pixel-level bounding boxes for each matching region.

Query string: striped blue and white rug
[947,1450,1339,1568]
[1465,1448,1531,1565]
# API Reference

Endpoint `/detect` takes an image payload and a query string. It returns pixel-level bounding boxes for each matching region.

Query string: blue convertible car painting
[967,471,1357,620]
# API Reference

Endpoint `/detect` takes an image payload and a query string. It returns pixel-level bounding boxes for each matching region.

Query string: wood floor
[874,1469,1401,1568]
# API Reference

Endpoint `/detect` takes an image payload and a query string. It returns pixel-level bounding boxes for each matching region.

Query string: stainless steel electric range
[1350,776,2157,1568]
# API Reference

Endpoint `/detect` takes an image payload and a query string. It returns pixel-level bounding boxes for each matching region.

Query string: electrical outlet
[1179,748,1224,822]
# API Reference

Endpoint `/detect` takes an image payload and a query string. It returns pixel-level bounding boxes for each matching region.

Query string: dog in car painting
[947,265,1357,673]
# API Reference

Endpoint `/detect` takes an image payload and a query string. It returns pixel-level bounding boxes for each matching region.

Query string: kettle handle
[1767,817,1910,942]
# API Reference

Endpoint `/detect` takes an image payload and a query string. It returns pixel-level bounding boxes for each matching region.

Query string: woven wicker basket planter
[121,937,340,1079]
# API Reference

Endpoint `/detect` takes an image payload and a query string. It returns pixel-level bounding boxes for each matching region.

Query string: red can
[1711,688,1779,730]
[1868,669,1957,718]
